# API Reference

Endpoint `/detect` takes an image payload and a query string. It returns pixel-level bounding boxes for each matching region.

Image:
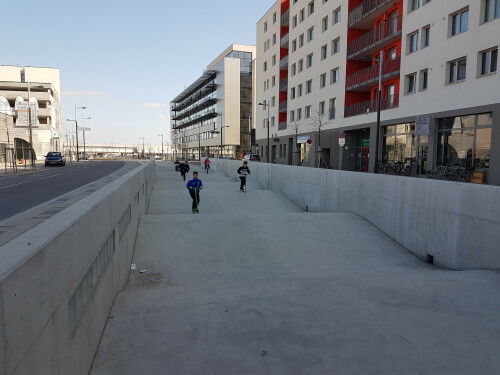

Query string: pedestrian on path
[179,161,190,181]
[237,161,251,191]
[186,171,203,213]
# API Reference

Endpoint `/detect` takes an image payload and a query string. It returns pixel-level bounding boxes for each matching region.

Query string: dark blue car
[45,152,65,166]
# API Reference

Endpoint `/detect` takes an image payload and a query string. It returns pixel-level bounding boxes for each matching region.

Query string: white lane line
[0,181,32,190]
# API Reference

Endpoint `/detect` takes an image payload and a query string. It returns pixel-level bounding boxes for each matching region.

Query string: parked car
[242,154,261,162]
[45,152,65,166]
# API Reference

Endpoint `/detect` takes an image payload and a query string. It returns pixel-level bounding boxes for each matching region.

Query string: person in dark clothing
[237,161,251,191]
[186,171,203,213]
[179,161,190,181]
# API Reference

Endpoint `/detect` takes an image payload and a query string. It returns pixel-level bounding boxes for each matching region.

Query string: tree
[309,109,327,168]
[288,121,302,165]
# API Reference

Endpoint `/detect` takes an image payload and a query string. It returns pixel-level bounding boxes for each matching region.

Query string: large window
[437,113,492,168]
[480,47,498,75]
[383,123,415,164]
[448,57,467,83]
[450,8,469,36]
[484,0,500,22]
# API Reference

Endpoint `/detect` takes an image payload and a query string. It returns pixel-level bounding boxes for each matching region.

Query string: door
[357,147,370,172]
[416,145,428,175]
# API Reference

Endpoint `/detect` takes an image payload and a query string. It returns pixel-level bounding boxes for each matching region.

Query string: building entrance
[416,136,429,175]
[357,147,369,172]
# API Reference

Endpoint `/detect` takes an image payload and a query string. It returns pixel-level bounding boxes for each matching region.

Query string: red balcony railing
[279,55,289,69]
[278,121,287,130]
[347,14,402,58]
[279,100,288,113]
[280,32,289,48]
[346,56,400,90]
[348,0,393,27]
[344,94,399,117]
[279,78,288,92]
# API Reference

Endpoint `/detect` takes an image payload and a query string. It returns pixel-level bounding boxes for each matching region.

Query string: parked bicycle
[377,162,411,176]
[446,166,472,182]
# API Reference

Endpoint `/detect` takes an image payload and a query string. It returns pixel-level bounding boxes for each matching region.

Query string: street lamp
[82,116,91,160]
[66,119,78,161]
[158,134,164,160]
[139,137,145,159]
[258,101,270,163]
[220,125,229,158]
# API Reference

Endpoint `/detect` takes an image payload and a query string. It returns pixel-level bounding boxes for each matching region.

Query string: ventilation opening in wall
[426,254,434,265]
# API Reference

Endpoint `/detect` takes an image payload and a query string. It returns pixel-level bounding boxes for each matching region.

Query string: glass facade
[383,123,415,164]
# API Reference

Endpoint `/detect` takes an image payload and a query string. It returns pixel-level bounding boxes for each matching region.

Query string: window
[319,101,325,115]
[408,31,419,53]
[273,12,277,23]
[272,76,276,87]
[451,8,469,36]
[330,68,339,83]
[263,119,266,128]
[293,15,298,28]
[290,110,295,122]
[405,73,417,93]
[333,8,341,24]
[272,55,276,66]
[307,27,314,42]
[298,59,304,72]
[299,34,304,47]
[292,39,297,52]
[437,113,492,168]
[332,38,340,54]
[329,98,336,119]
[271,96,276,107]
[448,57,467,83]
[263,61,267,72]
[386,84,395,107]
[321,45,327,60]
[300,8,305,22]
[322,16,328,32]
[320,73,326,88]
[291,87,296,99]
[388,47,397,60]
[421,25,430,48]
[410,0,420,11]
[306,79,312,93]
[298,84,303,96]
[306,53,313,68]
[420,69,428,90]
[264,22,268,32]
[383,123,414,164]
[291,63,297,76]
[271,117,275,127]
[480,47,498,75]
[297,108,302,120]
[308,1,315,15]
[305,105,312,118]
[272,34,277,45]
[484,0,500,22]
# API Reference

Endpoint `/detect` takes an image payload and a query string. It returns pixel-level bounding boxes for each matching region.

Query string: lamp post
[139,137,145,159]
[220,125,229,157]
[66,119,78,161]
[364,53,383,171]
[258,101,270,163]
[82,116,91,160]
[158,134,164,160]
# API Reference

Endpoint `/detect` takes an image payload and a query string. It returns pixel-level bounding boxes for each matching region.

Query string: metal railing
[347,14,402,58]
[348,0,393,26]
[278,121,287,130]
[344,94,399,117]
[345,56,400,90]
[279,55,289,69]
[281,9,290,25]
[279,100,288,113]
[279,78,288,92]
[280,32,289,48]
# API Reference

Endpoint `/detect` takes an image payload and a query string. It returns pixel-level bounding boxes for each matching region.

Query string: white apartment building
[256,0,500,185]
[170,44,256,160]
[0,66,62,163]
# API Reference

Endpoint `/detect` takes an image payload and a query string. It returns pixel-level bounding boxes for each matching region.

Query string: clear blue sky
[4,0,272,150]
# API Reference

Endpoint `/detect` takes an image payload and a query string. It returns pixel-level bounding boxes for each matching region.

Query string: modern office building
[0,66,62,163]
[256,0,500,185]
[170,44,256,160]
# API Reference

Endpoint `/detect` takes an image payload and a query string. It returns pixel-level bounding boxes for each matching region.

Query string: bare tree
[288,121,302,165]
[309,109,327,168]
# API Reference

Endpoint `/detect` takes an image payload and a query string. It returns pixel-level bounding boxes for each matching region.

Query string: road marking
[39,164,95,180]
[0,181,32,189]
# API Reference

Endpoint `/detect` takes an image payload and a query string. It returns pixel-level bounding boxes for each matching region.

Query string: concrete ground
[90,162,500,375]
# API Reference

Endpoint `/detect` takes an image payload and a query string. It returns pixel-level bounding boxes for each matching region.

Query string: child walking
[237,161,251,191]
[186,171,203,213]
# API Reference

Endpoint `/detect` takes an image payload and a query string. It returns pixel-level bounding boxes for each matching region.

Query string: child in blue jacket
[186,171,203,213]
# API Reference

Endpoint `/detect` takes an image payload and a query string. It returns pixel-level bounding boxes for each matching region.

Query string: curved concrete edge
[214,159,500,271]
[0,161,154,375]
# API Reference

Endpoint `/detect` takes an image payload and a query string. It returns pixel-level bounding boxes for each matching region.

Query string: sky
[4,0,273,151]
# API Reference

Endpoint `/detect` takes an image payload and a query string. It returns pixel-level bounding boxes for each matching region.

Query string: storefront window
[437,113,492,168]
[382,123,415,163]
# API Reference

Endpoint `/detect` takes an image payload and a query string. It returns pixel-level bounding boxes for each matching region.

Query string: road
[0,161,126,221]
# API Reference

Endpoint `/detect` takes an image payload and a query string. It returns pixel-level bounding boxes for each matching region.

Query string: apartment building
[0,66,62,163]
[256,0,500,185]
[170,44,256,160]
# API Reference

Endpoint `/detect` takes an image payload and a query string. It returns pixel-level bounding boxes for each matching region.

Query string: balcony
[172,109,217,129]
[279,55,288,69]
[347,15,402,59]
[344,94,399,118]
[278,121,287,130]
[281,9,290,26]
[171,98,217,121]
[348,0,393,28]
[280,32,289,48]
[279,101,288,113]
[279,78,288,92]
[346,56,401,91]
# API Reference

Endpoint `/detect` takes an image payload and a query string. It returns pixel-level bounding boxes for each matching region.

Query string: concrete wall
[215,159,500,271]
[0,161,154,375]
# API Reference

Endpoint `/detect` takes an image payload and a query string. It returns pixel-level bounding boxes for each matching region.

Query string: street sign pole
[338,132,346,170]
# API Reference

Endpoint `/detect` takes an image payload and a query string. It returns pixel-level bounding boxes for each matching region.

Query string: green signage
[362,139,370,147]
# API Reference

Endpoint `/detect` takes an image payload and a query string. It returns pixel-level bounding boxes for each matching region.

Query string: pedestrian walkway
[90,162,500,375]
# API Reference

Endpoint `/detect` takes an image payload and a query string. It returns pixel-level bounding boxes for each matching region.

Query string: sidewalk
[90,162,500,375]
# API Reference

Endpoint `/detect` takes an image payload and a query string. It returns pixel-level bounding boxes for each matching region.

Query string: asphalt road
[0,161,126,222]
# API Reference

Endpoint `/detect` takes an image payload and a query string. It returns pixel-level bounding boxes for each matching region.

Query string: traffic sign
[338,132,346,138]
[338,138,346,146]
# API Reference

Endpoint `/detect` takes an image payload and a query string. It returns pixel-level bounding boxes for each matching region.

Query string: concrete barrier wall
[0,161,154,375]
[215,159,500,270]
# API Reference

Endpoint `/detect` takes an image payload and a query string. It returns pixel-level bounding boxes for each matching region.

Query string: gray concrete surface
[90,162,500,375]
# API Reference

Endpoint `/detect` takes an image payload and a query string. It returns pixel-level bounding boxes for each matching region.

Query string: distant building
[0,66,62,163]
[170,44,256,160]
[256,0,500,185]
